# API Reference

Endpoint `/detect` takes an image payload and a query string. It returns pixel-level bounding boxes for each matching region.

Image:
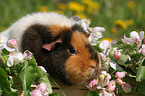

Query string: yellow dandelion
[111,28,117,34]
[101,38,113,43]
[82,0,92,5]
[83,0,100,13]
[38,6,48,12]
[76,12,87,19]
[114,20,127,30]
[68,2,85,12]
[127,1,135,9]
[57,3,66,10]
[126,20,134,26]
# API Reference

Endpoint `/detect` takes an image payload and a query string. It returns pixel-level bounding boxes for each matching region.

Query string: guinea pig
[0,12,101,85]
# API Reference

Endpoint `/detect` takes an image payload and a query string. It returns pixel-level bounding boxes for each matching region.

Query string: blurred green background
[0,0,145,41]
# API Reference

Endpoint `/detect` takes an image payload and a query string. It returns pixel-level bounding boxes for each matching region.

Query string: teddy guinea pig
[0,12,101,85]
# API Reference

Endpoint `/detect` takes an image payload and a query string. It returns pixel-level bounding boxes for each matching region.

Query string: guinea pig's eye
[68,48,76,55]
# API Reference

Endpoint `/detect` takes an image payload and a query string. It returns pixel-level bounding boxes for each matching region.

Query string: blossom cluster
[87,71,131,96]
[0,36,49,95]
[73,16,138,95]
[71,15,105,46]
[0,36,33,67]
[30,83,49,96]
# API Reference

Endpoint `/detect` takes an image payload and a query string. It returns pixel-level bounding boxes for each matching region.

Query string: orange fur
[65,32,100,84]
[49,25,70,37]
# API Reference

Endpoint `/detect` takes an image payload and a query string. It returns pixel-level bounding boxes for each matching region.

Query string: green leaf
[49,92,59,96]
[136,65,145,82]
[136,80,145,95]
[0,56,8,65]
[19,66,38,90]
[38,74,52,93]
[36,66,44,77]
[3,89,12,96]
[1,49,10,56]
[28,57,37,68]
[117,54,129,65]
[0,67,10,91]
[87,91,99,96]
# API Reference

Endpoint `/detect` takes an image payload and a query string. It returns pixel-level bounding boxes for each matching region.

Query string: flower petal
[7,55,14,67]
[99,40,110,50]
[139,31,144,40]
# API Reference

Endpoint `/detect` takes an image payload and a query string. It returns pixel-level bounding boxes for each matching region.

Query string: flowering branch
[72,16,145,96]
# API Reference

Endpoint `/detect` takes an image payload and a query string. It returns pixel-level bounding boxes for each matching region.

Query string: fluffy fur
[0,12,101,85]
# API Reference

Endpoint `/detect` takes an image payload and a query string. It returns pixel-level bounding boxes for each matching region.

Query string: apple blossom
[141,48,145,56]
[71,15,80,21]
[122,31,144,44]
[43,92,49,96]
[7,52,24,67]
[79,18,90,33]
[30,89,42,96]
[7,39,18,48]
[93,27,105,32]
[106,80,116,92]
[0,36,16,52]
[113,50,121,60]
[99,90,115,96]
[110,40,117,46]
[36,83,47,94]
[38,66,47,73]
[115,78,124,85]
[99,40,110,51]
[122,82,131,93]
[87,79,98,90]
[130,31,139,42]
[98,71,111,87]
[7,55,14,67]
[115,72,125,79]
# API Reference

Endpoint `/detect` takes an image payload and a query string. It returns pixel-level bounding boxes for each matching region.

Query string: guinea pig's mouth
[86,67,99,82]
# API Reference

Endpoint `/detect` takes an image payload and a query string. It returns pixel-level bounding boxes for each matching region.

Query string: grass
[0,0,145,41]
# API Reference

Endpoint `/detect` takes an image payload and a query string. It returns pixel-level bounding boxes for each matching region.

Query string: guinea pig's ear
[42,39,62,51]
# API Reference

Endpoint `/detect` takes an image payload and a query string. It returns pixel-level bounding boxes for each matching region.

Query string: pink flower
[106,80,116,92]
[98,77,110,87]
[36,83,47,94]
[98,71,111,87]
[38,66,47,73]
[30,89,42,96]
[141,48,145,56]
[113,50,121,60]
[122,82,131,93]
[43,92,49,96]
[115,72,125,79]
[87,79,98,90]
[7,39,18,48]
[99,90,115,96]
[115,78,125,85]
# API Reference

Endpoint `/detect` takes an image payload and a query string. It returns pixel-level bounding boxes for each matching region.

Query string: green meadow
[0,0,145,41]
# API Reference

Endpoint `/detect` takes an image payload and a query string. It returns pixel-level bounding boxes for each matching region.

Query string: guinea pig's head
[22,24,101,85]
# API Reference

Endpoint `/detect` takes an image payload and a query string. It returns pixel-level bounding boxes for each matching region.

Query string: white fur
[0,12,75,50]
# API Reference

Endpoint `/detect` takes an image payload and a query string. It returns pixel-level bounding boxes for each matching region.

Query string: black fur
[71,24,87,35]
[21,24,73,84]
[85,44,99,64]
